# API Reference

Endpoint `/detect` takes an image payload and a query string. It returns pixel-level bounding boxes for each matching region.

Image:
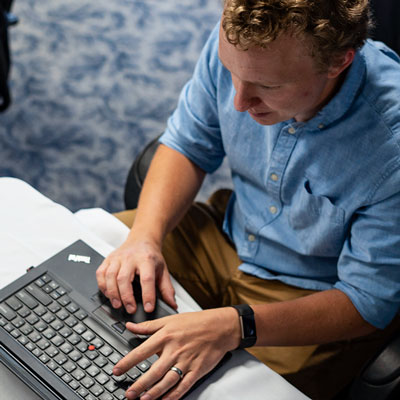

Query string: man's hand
[96,238,177,313]
[113,307,240,400]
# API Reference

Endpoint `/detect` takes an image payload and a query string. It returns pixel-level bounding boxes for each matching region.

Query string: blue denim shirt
[160,23,400,329]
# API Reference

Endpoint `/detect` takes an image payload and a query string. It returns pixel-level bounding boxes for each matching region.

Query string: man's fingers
[163,370,198,400]
[125,361,184,400]
[158,271,178,310]
[95,261,108,294]
[117,267,137,314]
[140,268,157,312]
[113,329,163,375]
[104,260,123,308]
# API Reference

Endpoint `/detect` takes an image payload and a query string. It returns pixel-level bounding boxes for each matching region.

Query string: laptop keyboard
[0,273,154,400]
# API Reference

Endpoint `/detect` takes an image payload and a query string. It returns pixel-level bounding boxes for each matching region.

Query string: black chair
[0,0,18,112]
[370,0,400,55]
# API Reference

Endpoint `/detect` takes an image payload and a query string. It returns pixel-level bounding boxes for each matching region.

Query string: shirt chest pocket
[289,180,346,256]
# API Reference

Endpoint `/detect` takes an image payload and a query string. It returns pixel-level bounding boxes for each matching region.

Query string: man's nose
[233,80,258,112]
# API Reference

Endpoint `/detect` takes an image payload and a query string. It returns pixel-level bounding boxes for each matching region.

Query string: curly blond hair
[222,0,373,71]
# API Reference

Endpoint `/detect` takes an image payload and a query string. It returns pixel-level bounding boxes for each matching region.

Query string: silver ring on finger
[170,366,184,379]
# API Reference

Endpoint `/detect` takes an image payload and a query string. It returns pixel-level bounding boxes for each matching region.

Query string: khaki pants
[116,190,400,399]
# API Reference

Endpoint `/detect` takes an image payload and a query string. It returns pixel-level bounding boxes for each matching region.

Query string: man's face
[218,26,344,125]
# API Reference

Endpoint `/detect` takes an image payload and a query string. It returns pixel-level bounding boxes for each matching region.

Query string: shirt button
[269,206,278,214]
[248,234,256,242]
[288,127,296,134]
[318,123,324,129]
[270,173,279,182]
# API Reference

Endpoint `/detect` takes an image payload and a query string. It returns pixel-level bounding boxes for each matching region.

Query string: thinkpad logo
[68,254,91,264]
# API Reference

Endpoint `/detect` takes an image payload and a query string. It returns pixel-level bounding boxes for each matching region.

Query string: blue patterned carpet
[0,0,229,212]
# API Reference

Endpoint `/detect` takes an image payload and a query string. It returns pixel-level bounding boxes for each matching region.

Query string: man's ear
[327,49,355,78]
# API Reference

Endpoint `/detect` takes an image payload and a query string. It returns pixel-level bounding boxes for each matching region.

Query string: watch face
[242,314,256,338]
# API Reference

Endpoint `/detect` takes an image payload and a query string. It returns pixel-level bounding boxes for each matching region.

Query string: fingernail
[126,304,135,314]
[144,302,152,312]
[140,394,151,400]
[112,299,120,308]
[113,367,122,375]
[126,390,137,399]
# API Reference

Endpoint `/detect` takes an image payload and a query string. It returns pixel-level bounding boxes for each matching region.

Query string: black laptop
[0,240,178,400]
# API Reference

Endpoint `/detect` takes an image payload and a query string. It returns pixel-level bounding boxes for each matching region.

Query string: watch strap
[231,304,257,348]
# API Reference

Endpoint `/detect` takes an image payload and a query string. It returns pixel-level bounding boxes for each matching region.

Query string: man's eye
[261,85,281,90]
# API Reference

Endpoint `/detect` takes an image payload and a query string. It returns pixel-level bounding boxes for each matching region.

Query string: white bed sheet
[0,177,309,400]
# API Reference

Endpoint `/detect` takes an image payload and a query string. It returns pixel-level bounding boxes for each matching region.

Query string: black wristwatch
[231,304,257,348]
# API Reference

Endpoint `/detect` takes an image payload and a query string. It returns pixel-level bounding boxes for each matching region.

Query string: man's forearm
[128,144,206,245]
[253,288,377,347]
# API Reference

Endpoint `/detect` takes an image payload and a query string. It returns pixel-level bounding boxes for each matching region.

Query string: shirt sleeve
[334,168,400,329]
[159,22,225,174]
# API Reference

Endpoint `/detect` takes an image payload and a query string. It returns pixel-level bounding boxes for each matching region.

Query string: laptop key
[104,379,119,393]
[61,373,72,383]
[20,324,33,335]
[89,384,104,396]
[16,291,38,310]
[5,296,22,311]
[114,388,127,400]
[41,274,52,283]
[34,305,47,316]
[67,333,81,345]
[137,360,151,372]
[99,345,113,357]
[72,368,86,381]
[51,335,65,347]
[74,309,88,320]
[77,357,91,370]
[99,393,113,400]
[73,323,87,335]
[66,302,79,313]
[47,360,58,371]
[34,278,46,287]
[69,349,82,362]
[17,335,29,346]
[35,320,48,332]
[25,284,52,306]
[59,326,73,338]
[4,323,14,332]
[95,372,110,385]
[60,342,73,354]
[45,345,59,357]
[68,379,80,390]
[81,376,95,388]
[0,303,17,320]
[58,296,71,307]
[127,366,141,380]
[77,387,89,397]
[94,355,108,368]
[63,360,77,373]
[87,364,100,377]
[39,353,50,363]
[42,312,56,324]
[48,301,61,313]
[11,316,25,328]
[37,338,51,350]
[50,318,64,331]
[43,327,56,340]
[28,331,41,343]
[10,329,20,338]
[17,306,31,318]
[54,353,68,365]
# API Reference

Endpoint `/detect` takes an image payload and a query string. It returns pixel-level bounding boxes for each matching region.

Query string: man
[96,1,400,399]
